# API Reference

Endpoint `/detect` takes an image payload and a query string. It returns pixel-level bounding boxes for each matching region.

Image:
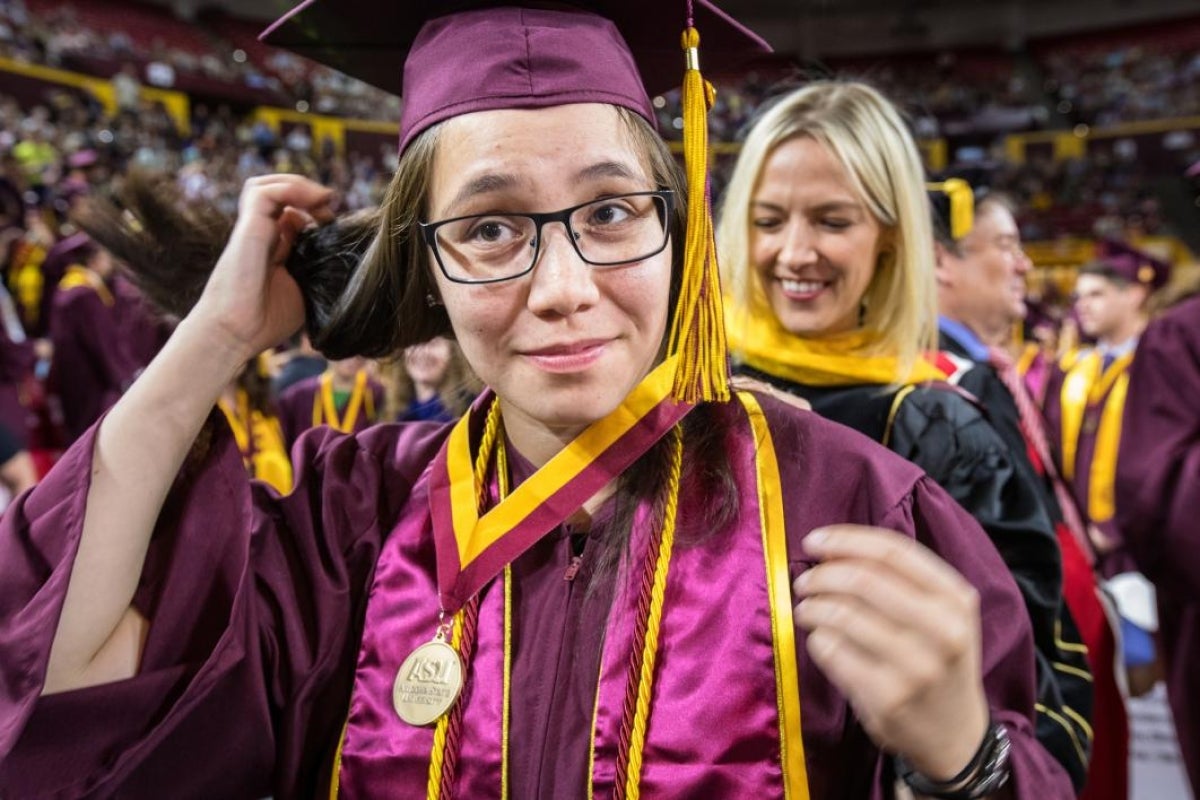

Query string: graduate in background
[47,236,138,442]
[1045,241,1171,576]
[1115,279,1200,798]
[1045,243,1171,719]
[218,357,292,495]
[381,336,478,423]
[0,4,1071,797]
[270,332,326,398]
[718,80,1092,792]
[276,355,385,447]
[933,185,1124,800]
[1018,302,1063,407]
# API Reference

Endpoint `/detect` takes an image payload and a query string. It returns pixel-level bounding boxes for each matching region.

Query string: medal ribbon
[428,357,692,612]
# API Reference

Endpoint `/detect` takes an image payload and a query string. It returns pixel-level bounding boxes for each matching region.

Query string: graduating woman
[718,81,1093,792]
[1,4,1070,798]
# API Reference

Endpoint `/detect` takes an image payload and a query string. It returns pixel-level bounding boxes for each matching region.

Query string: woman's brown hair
[77,106,738,588]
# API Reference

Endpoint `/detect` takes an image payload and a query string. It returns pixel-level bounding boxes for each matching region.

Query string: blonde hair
[717,80,937,376]
[380,338,482,421]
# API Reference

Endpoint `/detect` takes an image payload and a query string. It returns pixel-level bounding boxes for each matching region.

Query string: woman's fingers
[191,175,333,358]
[791,523,989,774]
[800,525,977,604]
[270,206,317,267]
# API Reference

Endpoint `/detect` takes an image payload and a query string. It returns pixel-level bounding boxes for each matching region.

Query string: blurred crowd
[0,0,402,122]
[0,0,1196,132]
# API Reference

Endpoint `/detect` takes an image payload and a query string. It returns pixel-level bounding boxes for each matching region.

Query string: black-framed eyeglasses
[419,190,675,284]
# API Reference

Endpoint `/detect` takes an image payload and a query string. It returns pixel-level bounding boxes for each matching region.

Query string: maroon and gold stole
[58,265,114,307]
[311,369,376,433]
[333,359,812,799]
[1059,349,1134,522]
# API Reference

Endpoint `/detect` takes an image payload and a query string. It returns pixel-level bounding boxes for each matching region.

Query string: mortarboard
[1095,239,1171,292]
[261,0,772,403]
[260,1,769,151]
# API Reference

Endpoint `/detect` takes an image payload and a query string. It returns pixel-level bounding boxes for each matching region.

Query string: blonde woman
[379,336,479,423]
[719,80,1094,792]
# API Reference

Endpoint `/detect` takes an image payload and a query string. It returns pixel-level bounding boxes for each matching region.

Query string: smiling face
[426,103,672,442]
[750,136,887,337]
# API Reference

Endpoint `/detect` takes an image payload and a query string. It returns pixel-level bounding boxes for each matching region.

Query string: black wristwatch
[894,721,1012,799]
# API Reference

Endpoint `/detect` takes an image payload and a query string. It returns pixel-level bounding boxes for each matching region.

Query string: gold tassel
[668,26,729,404]
[927,178,975,240]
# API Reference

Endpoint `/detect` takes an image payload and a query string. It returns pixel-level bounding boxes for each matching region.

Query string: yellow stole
[1015,343,1041,377]
[58,265,115,307]
[10,240,46,325]
[312,370,376,433]
[219,389,293,494]
[1058,350,1133,522]
[724,295,946,387]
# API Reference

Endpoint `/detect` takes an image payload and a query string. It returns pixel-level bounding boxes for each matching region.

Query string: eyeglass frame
[418,189,676,285]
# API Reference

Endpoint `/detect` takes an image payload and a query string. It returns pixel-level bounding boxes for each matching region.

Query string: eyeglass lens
[433,193,668,282]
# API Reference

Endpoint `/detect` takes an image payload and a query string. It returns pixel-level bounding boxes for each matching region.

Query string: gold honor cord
[621,428,683,798]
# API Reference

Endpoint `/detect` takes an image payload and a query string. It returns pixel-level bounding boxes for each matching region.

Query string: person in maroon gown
[1044,241,1170,578]
[275,356,385,447]
[0,282,36,447]
[0,2,1072,797]
[1115,288,1200,798]
[47,237,139,442]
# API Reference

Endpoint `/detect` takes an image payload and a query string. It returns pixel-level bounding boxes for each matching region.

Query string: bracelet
[894,721,1012,800]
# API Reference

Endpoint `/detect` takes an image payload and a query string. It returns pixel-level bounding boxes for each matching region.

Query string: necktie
[988,346,1093,565]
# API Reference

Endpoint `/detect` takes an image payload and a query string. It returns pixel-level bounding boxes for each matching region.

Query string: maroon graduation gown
[275,373,386,448]
[112,276,172,370]
[0,323,34,447]
[1115,294,1200,796]
[48,281,139,443]
[0,395,1073,798]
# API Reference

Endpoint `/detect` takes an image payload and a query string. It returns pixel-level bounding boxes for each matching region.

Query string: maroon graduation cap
[1095,239,1172,292]
[260,0,771,151]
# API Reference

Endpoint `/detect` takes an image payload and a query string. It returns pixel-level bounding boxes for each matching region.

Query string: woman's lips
[520,339,610,373]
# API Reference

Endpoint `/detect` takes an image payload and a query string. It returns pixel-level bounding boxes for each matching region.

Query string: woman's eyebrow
[447,173,520,212]
[574,161,641,183]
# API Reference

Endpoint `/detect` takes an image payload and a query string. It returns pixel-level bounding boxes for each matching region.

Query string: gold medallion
[392,639,464,726]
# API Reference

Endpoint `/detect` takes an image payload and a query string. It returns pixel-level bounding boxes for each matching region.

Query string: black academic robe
[939,332,1126,800]
[740,364,1093,791]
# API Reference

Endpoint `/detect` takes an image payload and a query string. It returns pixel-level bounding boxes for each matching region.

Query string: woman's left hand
[793,524,990,781]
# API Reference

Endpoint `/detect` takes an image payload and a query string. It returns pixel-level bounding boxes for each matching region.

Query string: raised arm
[43,176,334,694]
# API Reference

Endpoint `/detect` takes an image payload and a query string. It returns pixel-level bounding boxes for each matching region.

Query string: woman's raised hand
[793,525,991,782]
[190,175,335,362]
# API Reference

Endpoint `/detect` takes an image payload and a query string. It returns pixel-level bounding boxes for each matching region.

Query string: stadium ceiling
[160,0,1199,58]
